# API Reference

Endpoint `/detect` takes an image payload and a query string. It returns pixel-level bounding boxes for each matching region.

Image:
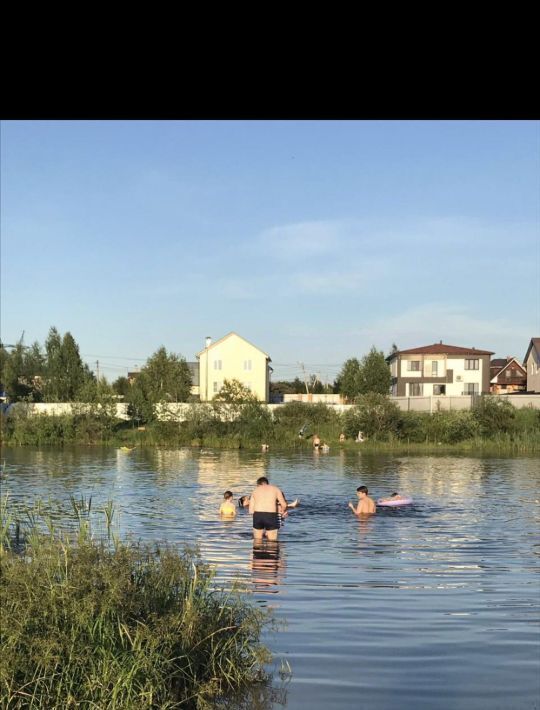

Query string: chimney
[205,336,212,348]
[506,356,513,361]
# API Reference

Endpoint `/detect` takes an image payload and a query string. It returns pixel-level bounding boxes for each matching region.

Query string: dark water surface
[2,447,539,710]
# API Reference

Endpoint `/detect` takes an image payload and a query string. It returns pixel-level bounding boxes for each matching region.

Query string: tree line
[0,329,193,422]
[271,346,393,400]
[1,327,393,416]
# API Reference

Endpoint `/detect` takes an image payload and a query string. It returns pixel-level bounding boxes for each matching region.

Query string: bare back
[358,496,376,514]
[249,484,287,513]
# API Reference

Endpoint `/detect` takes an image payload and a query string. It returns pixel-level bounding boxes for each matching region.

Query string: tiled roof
[393,343,494,356]
[490,359,509,369]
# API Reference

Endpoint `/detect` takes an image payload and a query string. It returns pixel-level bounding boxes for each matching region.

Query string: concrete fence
[3,394,539,422]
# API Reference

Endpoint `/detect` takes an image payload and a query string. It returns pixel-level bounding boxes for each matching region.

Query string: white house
[196,332,272,402]
[387,342,493,397]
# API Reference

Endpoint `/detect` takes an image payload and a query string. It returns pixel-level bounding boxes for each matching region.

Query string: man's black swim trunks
[252,511,280,531]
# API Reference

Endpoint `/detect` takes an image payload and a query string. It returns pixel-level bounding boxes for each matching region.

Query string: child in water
[220,491,236,517]
[378,492,406,503]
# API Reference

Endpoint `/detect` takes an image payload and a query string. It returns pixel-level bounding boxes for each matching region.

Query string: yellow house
[196,332,272,402]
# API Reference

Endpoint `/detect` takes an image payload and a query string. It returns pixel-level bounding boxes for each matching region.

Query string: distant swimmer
[219,490,236,517]
[378,492,406,503]
[377,492,413,507]
[348,485,376,515]
[249,477,288,541]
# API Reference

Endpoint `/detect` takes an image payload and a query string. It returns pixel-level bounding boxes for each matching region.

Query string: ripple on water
[3,448,540,710]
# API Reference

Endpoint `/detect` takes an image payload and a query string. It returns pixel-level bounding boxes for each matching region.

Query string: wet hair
[357,485,368,494]
[223,490,233,500]
[256,476,269,485]
[391,492,399,497]
[238,495,249,508]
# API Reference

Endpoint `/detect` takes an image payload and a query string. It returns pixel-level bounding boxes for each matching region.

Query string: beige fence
[5,394,539,422]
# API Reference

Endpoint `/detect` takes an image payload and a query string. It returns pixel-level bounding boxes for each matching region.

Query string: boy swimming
[348,485,376,515]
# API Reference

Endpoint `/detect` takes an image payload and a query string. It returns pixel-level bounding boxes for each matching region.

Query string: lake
[2,447,539,710]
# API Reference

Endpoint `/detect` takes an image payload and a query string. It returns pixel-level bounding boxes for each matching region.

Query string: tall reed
[0,500,273,708]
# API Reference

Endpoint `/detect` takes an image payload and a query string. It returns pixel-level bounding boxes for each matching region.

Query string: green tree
[472,397,516,436]
[343,392,401,440]
[213,379,273,438]
[357,346,391,396]
[43,327,63,401]
[335,358,362,401]
[42,328,92,401]
[214,379,257,405]
[292,377,306,394]
[126,347,192,423]
[112,376,130,398]
[1,344,29,401]
[24,342,46,401]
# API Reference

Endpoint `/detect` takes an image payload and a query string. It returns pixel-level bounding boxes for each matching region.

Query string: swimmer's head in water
[238,495,250,508]
[256,476,269,486]
[223,490,233,500]
[357,485,369,497]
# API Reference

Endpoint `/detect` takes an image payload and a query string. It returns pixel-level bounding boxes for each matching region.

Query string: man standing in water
[249,476,288,541]
[348,485,376,515]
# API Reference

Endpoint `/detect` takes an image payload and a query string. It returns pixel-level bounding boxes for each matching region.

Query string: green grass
[0,501,273,709]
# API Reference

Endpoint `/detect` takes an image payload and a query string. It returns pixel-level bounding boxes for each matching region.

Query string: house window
[433,384,446,395]
[505,369,511,378]
[463,383,479,395]
[465,359,479,370]
[432,361,438,376]
[409,383,423,396]
[407,361,421,371]
[243,360,252,371]
[213,360,222,370]
[213,381,221,393]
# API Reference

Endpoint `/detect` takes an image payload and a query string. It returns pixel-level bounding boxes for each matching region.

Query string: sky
[1,120,539,385]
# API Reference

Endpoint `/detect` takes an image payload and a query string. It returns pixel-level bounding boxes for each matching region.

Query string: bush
[423,410,479,443]
[472,397,516,437]
[397,411,429,442]
[0,533,271,708]
[343,393,401,440]
[273,402,340,430]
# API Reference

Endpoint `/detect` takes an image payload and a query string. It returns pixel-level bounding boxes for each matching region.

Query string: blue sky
[1,120,538,384]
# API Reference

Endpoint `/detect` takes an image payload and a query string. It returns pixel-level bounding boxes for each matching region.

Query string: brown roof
[394,343,494,357]
[490,359,508,369]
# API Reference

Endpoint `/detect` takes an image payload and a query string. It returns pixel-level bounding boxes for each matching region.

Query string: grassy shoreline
[2,399,539,454]
[0,500,273,709]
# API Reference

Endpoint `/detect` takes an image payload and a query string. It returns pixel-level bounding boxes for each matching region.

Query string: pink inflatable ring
[377,497,413,507]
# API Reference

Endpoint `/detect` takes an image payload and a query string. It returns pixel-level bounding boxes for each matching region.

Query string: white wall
[6,394,539,424]
[526,348,540,392]
[198,334,269,402]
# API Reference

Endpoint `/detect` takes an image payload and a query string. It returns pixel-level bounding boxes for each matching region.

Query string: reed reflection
[251,541,286,594]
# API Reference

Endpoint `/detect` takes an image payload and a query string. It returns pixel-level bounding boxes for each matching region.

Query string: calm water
[2,447,540,710]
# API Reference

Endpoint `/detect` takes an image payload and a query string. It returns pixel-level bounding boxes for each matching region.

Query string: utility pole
[298,362,310,394]
[96,360,100,381]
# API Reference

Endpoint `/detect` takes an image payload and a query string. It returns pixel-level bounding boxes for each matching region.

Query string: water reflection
[251,541,286,594]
